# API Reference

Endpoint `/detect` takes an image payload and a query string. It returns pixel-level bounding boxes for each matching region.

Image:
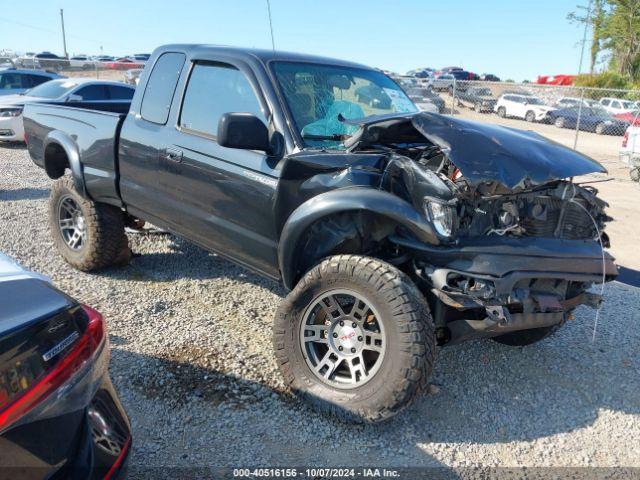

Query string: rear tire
[49,177,130,271]
[525,110,535,122]
[595,122,606,135]
[474,102,482,113]
[497,106,506,118]
[555,117,566,128]
[273,255,435,423]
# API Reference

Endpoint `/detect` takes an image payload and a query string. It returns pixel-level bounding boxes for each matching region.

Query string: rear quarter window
[140,52,186,124]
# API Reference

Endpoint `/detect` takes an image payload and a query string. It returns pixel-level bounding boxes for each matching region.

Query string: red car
[615,110,640,125]
[106,57,144,70]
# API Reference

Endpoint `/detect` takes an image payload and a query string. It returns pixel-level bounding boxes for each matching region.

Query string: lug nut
[339,321,344,326]
[352,322,357,328]
[338,346,343,351]
[333,332,338,338]
[357,336,363,341]
[351,347,356,353]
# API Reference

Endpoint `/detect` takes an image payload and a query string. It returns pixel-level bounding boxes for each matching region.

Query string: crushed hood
[346,112,606,190]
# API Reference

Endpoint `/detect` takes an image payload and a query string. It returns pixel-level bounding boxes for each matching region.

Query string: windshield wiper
[301,133,351,141]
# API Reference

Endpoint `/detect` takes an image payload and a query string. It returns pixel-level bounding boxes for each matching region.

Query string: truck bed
[23,102,128,206]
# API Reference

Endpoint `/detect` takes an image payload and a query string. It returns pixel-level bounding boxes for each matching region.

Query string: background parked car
[457,86,497,112]
[548,105,629,135]
[0,253,131,479]
[34,52,70,71]
[0,78,135,142]
[480,73,500,82]
[495,93,555,122]
[0,56,15,69]
[15,52,38,68]
[555,96,598,109]
[106,57,144,70]
[406,87,445,113]
[599,97,636,115]
[355,84,392,108]
[95,55,116,63]
[0,69,63,96]
[130,53,151,63]
[614,110,640,126]
[429,73,455,91]
[620,125,640,181]
[69,55,95,70]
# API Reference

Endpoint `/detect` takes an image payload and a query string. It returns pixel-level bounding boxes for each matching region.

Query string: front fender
[44,131,85,196]
[278,187,439,290]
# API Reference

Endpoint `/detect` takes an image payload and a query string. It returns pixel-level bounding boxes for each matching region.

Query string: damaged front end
[343,112,618,344]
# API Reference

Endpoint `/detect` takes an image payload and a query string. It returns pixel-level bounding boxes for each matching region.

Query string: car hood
[345,112,606,189]
[0,94,49,107]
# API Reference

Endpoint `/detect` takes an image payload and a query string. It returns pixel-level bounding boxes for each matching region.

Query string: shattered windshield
[272,61,417,149]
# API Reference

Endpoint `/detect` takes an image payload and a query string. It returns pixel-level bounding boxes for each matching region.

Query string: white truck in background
[620,126,640,182]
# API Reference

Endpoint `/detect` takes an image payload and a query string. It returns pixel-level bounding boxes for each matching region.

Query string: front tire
[49,177,130,271]
[497,106,506,118]
[555,117,566,128]
[595,122,606,135]
[273,255,435,423]
[525,110,536,122]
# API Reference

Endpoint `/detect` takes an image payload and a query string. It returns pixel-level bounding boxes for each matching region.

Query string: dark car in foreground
[23,44,617,423]
[549,105,630,135]
[0,253,131,478]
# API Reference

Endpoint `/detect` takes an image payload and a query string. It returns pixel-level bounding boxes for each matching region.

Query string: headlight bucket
[424,197,456,238]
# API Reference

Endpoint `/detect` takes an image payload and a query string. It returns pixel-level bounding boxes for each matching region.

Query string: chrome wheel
[58,195,86,250]
[300,289,386,389]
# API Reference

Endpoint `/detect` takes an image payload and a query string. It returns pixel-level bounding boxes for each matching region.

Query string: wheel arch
[278,188,439,290]
[43,131,85,196]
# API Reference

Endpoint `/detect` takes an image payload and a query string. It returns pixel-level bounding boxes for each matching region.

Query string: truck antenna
[266,0,276,52]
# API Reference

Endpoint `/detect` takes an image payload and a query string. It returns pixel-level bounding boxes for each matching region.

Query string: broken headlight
[424,198,456,238]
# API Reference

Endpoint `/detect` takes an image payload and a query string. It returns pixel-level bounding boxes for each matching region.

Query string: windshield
[526,97,545,105]
[272,61,417,149]
[25,80,78,99]
[474,88,491,96]
[589,106,610,116]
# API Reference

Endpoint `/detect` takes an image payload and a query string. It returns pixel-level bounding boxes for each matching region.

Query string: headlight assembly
[0,108,23,118]
[424,198,456,238]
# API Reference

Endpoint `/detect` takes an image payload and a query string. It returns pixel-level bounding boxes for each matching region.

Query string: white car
[555,97,598,109]
[494,93,555,122]
[599,97,636,115]
[69,55,95,70]
[620,125,640,182]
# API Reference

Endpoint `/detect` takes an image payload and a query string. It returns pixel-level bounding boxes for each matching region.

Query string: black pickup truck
[23,44,617,423]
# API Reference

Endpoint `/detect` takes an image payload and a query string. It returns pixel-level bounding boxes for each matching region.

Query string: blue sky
[1,0,587,80]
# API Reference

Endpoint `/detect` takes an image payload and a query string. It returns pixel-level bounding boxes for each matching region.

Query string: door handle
[162,147,183,163]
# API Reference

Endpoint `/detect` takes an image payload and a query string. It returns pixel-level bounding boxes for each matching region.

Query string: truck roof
[155,44,374,71]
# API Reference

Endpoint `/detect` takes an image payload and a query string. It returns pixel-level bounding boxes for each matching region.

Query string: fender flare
[43,130,86,196]
[278,187,439,290]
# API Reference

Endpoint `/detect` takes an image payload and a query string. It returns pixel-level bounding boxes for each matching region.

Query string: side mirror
[217,113,270,153]
[66,94,83,102]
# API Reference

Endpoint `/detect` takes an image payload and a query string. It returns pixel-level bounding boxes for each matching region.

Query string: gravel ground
[1,144,639,476]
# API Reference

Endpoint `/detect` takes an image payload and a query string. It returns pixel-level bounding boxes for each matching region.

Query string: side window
[107,85,135,100]
[24,75,51,88]
[75,85,109,101]
[180,62,266,138]
[611,101,621,109]
[601,99,610,106]
[141,52,186,124]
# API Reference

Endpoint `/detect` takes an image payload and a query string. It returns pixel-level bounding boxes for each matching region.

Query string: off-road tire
[49,177,130,271]
[525,110,535,122]
[497,106,506,118]
[273,255,436,423]
[555,117,566,128]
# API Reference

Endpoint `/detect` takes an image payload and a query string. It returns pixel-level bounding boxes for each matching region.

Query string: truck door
[160,60,280,278]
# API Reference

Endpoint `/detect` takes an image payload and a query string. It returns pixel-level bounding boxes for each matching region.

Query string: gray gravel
[1,144,639,471]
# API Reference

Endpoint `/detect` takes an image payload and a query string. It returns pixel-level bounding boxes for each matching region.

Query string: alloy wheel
[58,195,86,250]
[300,289,386,389]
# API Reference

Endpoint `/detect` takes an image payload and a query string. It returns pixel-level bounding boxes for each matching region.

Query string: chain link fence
[401,77,640,183]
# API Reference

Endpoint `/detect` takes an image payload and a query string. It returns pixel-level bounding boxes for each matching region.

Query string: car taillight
[0,305,105,432]
[623,131,629,148]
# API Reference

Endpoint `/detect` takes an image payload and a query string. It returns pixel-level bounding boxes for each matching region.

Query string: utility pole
[577,0,592,75]
[60,9,68,58]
